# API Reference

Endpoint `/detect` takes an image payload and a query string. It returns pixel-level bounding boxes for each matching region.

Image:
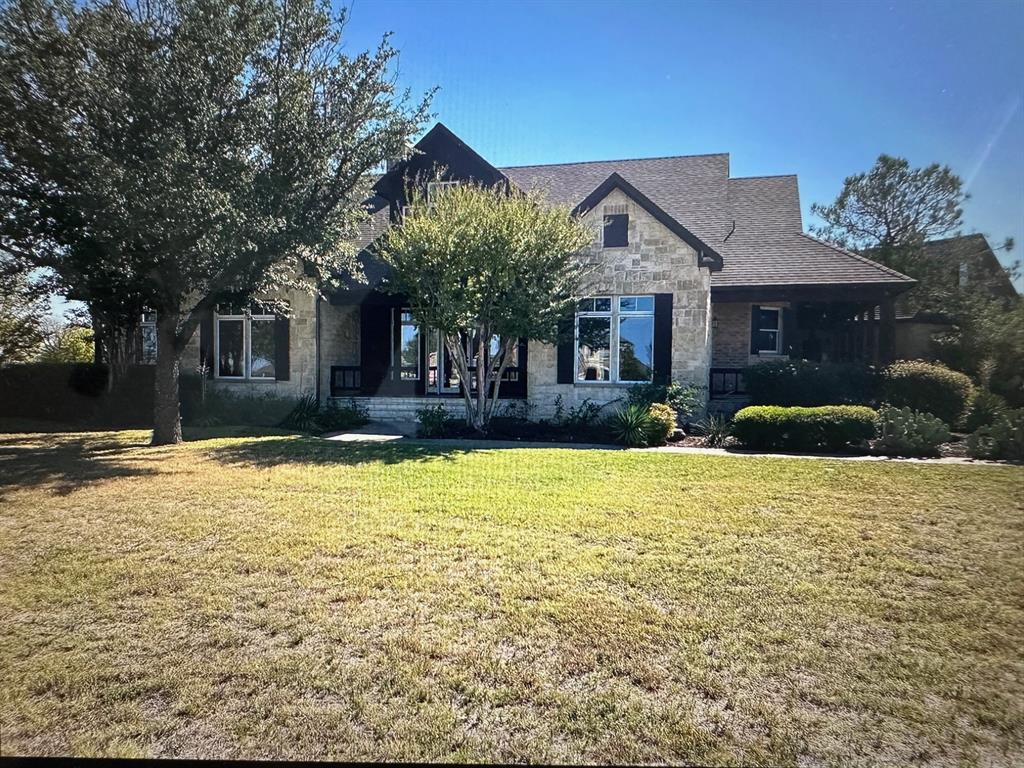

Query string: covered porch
[709,283,905,400]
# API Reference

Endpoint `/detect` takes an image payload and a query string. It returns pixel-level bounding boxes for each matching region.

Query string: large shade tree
[378,182,595,433]
[0,260,48,365]
[0,0,431,443]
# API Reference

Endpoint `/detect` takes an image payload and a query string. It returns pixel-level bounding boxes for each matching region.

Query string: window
[756,307,781,354]
[959,261,969,288]
[398,310,420,380]
[140,311,157,364]
[575,295,654,383]
[603,213,629,248]
[215,306,277,380]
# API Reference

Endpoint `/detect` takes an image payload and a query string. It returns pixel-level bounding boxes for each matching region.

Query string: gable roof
[920,233,1018,299]
[571,172,723,270]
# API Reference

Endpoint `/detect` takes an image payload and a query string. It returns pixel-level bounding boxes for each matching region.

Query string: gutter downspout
[315,293,322,403]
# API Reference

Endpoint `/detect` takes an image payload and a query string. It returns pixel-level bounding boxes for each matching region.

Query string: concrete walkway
[320,421,1012,466]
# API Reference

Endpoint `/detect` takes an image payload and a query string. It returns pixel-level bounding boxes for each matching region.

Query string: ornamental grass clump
[608,404,654,447]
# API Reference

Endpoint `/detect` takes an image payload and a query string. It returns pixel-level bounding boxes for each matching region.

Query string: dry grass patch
[0,427,1022,764]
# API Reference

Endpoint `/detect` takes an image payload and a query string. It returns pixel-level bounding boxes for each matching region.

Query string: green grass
[0,427,1022,764]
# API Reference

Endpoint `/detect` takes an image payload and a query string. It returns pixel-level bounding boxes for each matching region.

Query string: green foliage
[645,403,677,447]
[180,383,298,429]
[694,413,732,447]
[317,399,369,433]
[416,404,451,439]
[742,359,879,407]
[37,324,93,364]
[732,405,878,453]
[882,360,974,427]
[874,406,951,457]
[552,395,604,429]
[625,381,703,420]
[966,409,1024,461]
[0,267,48,365]
[608,404,654,447]
[0,0,430,443]
[964,390,1008,432]
[379,181,595,432]
[281,394,323,433]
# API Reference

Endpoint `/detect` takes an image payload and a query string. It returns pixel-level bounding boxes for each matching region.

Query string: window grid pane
[577,316,611,381]
[249,319,276,379]
[218,319,244,377]
[618,316,654,382]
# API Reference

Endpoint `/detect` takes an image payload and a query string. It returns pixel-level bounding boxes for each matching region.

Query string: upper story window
[215,304,276,380]
[958,261,970,288]
[755,307,781,354]
[140,311,157,364]
[427,180,461,203]
[576,295,654,383]
[602,205,629,248]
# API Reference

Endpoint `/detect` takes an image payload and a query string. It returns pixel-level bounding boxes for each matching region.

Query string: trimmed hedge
[0,362,153,426]
[881,360,974,427]
[742,360,879,407]
[732,405,877,452]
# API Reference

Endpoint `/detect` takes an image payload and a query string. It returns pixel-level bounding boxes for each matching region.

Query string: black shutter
[653,293,673,384]
[782,307,797,359]
[199,311,214,378]
[274,314,290,381]
[360,303,392,395]
[603,214,628,247]
[749,305,761,355]
[556,309,575,384]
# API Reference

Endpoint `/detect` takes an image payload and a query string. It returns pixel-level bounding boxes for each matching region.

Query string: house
[178,123,917,420]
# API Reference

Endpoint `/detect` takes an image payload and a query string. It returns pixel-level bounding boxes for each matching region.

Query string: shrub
[881,360,974,427]
[316,399,369,432]
[694,413,731,447]
[731,405,877,452]
[645,403,677,446]
[873,406,951,457]
[966,409,1024,461]
[625,381,703,421]
[416,404,451,438]
[280,394,322,432]
[963,390,1008,432]
[608,403,653,447]
[742,360,879,407]
[552,395,604,429]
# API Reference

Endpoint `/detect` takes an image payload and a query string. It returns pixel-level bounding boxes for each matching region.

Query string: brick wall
[711,301,791,369]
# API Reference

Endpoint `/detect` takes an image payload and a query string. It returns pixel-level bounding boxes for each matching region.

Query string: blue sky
[341,0,1024,284]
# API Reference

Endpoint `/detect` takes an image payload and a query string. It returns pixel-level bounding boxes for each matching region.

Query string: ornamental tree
[378,182,595,433]
[0,0,431,444]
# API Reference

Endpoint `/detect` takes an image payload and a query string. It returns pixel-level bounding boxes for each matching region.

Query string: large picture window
[576,295,654,383]
[215,306,277,380]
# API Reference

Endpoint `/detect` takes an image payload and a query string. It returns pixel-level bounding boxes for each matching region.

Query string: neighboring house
[166,123,916,420]
[887,234,1019,359]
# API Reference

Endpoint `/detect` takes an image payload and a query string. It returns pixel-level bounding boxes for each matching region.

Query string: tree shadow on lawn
[0,433,157,498]
[206,435,498,469]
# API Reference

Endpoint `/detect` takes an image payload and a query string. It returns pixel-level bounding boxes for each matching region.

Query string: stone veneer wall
[318,303,360,399]
[527,187,713,420]
[180,287,320,398]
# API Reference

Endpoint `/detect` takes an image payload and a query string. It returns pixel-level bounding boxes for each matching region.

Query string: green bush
[608,403,653,447]
[280,394,322,432]
[881,360,974,427]
[416,404,451,438]
[731,405,877,452]
[552,395,604,429]
[963,390,1008,432]
[317,399,369,432]
[873,406,951,457]
[966,409,1024,461]
[645,403,677,447]
[742,360,879,407]
[625,381,703,420]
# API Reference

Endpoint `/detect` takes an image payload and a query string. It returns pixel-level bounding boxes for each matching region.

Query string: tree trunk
[151,311,182,446]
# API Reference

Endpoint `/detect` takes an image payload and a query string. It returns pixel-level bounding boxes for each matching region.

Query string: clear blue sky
[341,0,1024,284]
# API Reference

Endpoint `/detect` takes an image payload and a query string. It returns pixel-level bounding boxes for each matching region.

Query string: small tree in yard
[0,0,431,444]
[379,183,595,433]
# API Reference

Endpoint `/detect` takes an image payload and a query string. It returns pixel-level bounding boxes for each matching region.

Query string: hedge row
[731,405,878,452]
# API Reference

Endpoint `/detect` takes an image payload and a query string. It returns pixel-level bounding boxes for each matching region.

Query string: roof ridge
[730,174,798,182]
[925,232,985,245]
[798,232,916,282]
[500,151,730,170]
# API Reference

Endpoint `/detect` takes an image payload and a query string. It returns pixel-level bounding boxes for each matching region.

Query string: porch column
[878,297,896,365]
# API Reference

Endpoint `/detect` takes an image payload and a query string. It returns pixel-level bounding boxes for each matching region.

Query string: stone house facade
[171,123,917,421]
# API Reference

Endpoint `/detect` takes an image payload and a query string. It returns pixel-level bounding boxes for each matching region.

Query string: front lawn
[1,428,1021,764]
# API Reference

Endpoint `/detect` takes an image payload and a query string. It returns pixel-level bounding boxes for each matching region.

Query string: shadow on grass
[0,434,157,497]
[207,435,482,468]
